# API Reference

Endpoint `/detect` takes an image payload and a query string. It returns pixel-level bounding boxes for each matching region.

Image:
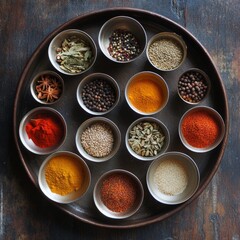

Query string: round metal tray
[13,8,229,228]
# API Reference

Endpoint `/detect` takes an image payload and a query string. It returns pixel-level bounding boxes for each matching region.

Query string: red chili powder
[25,114,63,148]
[100,173,137,213]
[181,109,220,148]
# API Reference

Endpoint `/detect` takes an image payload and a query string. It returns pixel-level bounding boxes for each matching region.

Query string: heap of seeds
[128,121,165,157]
[80,122,114,157]
[178,70,208,103]
[148,38,183,70]
[82,79,116,112]
[108,29,141,61]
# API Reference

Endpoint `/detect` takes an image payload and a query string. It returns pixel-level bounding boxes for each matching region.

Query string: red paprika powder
[100,173,137,213]
[181,109,220,148]
[25,114,63,148]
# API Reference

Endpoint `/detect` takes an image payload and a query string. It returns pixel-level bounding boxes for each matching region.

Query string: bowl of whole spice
[75,117,121,162]
[76,73,120,115]
[178,68,210,104]
[125,71,169,115]
[146,32,187,71]
[93,169,144,219]
[19,107,67,155]
[146,152,200,205]
[126,117,170,161]
[179,106,225,153]
[98,16,147,63]
[38,151,91,204]
[30,70,64,105]
[48,29,97,75]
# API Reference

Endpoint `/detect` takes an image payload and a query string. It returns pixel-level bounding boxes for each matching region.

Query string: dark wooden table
[1,1,239,239]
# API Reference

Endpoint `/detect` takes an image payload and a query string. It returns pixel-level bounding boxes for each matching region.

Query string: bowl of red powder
[19,107,67,155]
[179,106,225,153]
[93,169,144,219]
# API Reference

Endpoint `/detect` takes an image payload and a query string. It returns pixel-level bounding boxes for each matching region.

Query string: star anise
[35,74,62,103]
[40,86,61,103]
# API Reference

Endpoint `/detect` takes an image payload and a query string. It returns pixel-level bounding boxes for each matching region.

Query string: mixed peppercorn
[108,29,141,62]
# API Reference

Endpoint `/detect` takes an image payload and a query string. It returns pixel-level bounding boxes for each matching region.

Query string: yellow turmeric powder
[127,78,163,113]
[45,154,84,196]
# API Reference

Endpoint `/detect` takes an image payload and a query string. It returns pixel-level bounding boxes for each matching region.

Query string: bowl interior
[93,169,144,219]
[147,152,200,205]
[19,107,67,155]
[99,16,147,62]
[125,71,169,115]
[147,32,187,71]
[30,70,64,105]
[126,117,170,161]
[38,151,91,204]
[76,73,120,115]
[75,117,121,162]
[179,106,225,153]
[177,68,211,105]
[48,29,97,75]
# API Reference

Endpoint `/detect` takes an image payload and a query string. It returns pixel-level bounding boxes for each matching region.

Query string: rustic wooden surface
[0,1,239,239]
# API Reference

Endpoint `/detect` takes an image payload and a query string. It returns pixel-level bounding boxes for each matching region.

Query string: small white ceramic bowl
[38,151,91,204]
[75,117,121,162]
[125,71,169,115]
[19,107,67,155]
[76,72,120,115]
[48,29,97,75]
[177,68,211,105]
[125,117,170,161]
[146,32,187,71]
[93,169,144,219]
[30,70,64,105]
[98,16,147,63]
[179,106,225,153]
[146,152,200,205]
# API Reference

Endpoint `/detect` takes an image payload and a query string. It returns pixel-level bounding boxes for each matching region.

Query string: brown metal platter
[13,8,229,228]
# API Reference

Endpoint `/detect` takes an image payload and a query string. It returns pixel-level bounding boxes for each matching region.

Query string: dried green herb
[56,35,93,74]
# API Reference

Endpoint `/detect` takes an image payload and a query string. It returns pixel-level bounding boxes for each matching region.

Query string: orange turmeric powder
[127,78,163,113]
[45,154,83,196]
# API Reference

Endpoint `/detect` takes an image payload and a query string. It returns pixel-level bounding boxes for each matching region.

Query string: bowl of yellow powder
[38,151,91,204]
[125,71,169,115]
[146,152,200,205]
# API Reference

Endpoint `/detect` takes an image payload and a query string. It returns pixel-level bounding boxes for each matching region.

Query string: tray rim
[13,7,229,228]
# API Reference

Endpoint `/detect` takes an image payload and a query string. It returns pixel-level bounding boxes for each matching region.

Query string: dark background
[0,1,239,239]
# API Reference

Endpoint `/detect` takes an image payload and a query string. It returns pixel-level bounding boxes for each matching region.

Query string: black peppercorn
[82,79,116,112]
[178,70,209,103]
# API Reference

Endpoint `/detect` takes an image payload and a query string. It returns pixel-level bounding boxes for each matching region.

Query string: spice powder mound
[45,155,84,196]
[153,159,188,196]
[181,110,220,148]
[100,173,137,213]
[25,114,63,148]
[128,78,163,113]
